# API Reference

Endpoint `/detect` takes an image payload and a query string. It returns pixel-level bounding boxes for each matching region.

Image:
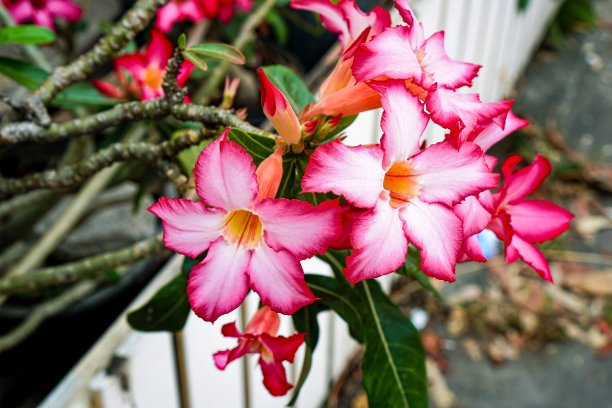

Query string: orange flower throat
[223,210,263,250]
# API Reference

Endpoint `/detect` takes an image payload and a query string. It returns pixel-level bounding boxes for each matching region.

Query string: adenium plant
[0,0,574,405]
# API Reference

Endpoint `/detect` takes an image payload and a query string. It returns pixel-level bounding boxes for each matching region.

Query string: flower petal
[221,322,243,338]
[187,239,251,322]
[506,234,553,282]
[214,339,251,369]
[412,141,499,206]
[345,199,408,283]
[256,198,341,259]
[291,0,352,48]
[245,306,280,336]
[304,81,382,119]
[454,194,492,238]
[302,140,385,209]
[507,200,573,243]
[8,0,34,24]
[501,154,551,204]
[420,31,481,89]
[400,200,461,282]
[115,53,146,79]
[260,332,305,362]
[259,359,293,396]
[248,243,317,315]
[194,138,259,211]
[393,0,424,47]
[426,86,511,134]
[352,26,422,83]
[145,29,173,69]
[148,197,225,258]
[155,3,181,32]
[368,80,428,167]
[462,234,487,262]
[47,0,82,21]
[463,110,529,153]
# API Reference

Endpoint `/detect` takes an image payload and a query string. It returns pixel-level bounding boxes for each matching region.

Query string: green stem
[195,0,277,104]
[0,235,167,296]
[34,0,170,105]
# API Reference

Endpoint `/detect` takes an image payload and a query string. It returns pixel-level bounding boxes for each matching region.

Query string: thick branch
[35,0,170,105]
[0,99,264,146]
[0,131,208,196]
[0,235,168,296]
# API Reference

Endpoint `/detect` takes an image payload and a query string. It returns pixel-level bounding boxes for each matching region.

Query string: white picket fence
[40,1,561,407]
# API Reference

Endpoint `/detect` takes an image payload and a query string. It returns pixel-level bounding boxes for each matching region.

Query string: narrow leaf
[0,25,55,45]
[184,43,246,65]
[261,65,314,114]
[359,280,428,408]
[182,51,208,72]
[127,274,191,332]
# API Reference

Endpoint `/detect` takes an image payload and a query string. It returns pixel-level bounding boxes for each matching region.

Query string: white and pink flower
[302,80,498,282]
[149,130,341,322]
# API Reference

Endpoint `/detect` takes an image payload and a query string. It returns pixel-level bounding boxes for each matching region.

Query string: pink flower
[155,0,253,32]
[92,30,194,101]
[291,0,391,120]
[3,0,81,31]
[302,80,498,282]
[149,129,341,322]
[464,155,573,281]
[213,306,305,396]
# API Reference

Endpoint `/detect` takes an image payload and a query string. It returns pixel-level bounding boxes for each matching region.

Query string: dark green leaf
[227,128,276,167]
[184,43,246,65]
[127,274,191,332]
[261,65,314,114]
[358,280,428,408]
[395,246,441,298]
[181,252,207,280]
[0,56,115,107]
[0,25,55,45]
[305,274,364,342]
[517,0,530,12]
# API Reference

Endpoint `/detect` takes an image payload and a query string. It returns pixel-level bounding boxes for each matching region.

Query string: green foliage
[0,25,55,45]
[395,246,441,298]
[0,56,115,107]
[126,274,191,332]
[517,0,530,12]
[261,65,314,114]
[547,0,596,49]
[226,128,276,167]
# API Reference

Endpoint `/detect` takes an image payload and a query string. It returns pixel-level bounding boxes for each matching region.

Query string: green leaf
[358,280,428,408]
[277,154,302,199]
[0,25,55,45]
[127,274,191,332]
[395,246,441,298]
[178,33,186,49]
[324,114,358,141]
[516,0,530,12]
[182,51,208,72]
[261,65,314,114]
[181,252,207,280]
[305,274,364,342]
[0,56,115,107]
[227,128,276,167]
[184,43,246,65]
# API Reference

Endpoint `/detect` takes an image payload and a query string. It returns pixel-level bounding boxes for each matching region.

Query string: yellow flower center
[222,210,263,250]
[143,65,164,90]
[383,161,421,209]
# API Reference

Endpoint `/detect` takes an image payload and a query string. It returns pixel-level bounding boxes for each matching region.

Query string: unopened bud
[221,77,240,109]
[256,146,285,200]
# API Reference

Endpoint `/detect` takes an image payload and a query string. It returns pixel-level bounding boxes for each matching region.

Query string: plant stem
[0,235,167,296]
[35,0,170,105]
[195,0,277,104]
[0,131,209,196]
